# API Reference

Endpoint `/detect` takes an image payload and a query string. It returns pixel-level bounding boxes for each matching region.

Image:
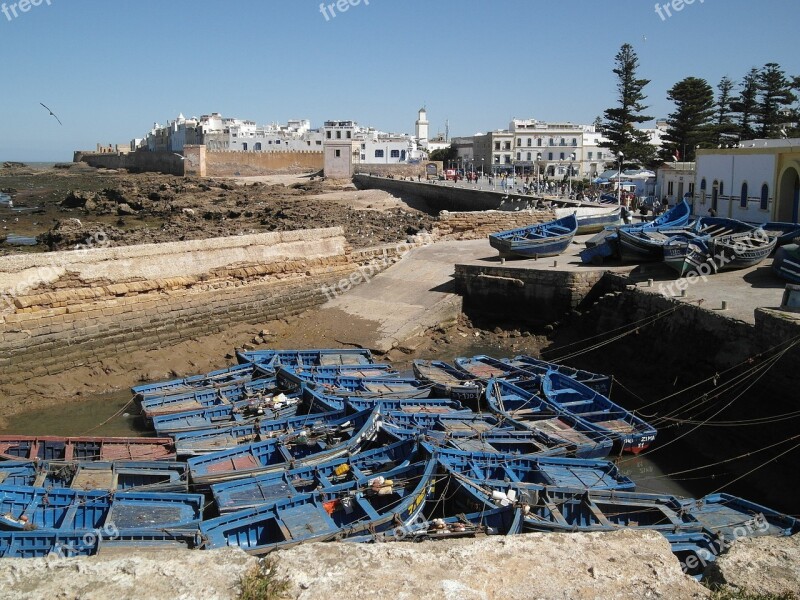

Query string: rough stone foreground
[0,531,715,600]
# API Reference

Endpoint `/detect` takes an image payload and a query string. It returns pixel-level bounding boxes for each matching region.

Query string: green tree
[756,63,797,138]
[428,145,457,163]
[660,77,715,162]
[731,68,760,140]
[712,76,740,145]
[599,43,656,167]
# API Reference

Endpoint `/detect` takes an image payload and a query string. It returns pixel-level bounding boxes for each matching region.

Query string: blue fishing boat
[773,243,800,283]
[677,493,800,540]
[761,221,800,248]
[172,409,349,457]
[151,393,301,436]
[0,485,204,532]
[411,360,484,407]
[580,199,691,264]
[485,378,614,459]
[235,348,374,367]
[453,355,535,383]
[132,362,274,400]
[431,445,635,491]
[210,438,420,514]
[139,378,283,420]
[0,460,187,493]
[276,364,398,389]
[663,217,761,276]
[0,529,199,558]
[556,206,621,234]
[346,505,524,543]
[488,213,577,259]
[507,355,613,396]
[198,459,436,554]
[0,436,176,462]
[293,372,435,399]
[616,225,697,263]
[540,371,656,454]
[302,385,463,414]
[187,407,382,486]
[382,411,519,439]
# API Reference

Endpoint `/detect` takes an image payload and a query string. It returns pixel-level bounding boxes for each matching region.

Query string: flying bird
[39,102,62,126]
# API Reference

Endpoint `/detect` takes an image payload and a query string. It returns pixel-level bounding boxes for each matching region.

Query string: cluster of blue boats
[488,200,800,283]
[0,348,796,579]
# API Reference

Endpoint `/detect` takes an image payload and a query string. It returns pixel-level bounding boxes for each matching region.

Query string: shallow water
[2,389,146,437]
[3,233,37,246]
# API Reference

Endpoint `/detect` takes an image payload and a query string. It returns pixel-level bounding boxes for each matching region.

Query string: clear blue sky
[1,0,798,161]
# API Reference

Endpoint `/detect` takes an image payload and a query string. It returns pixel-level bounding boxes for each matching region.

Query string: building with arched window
[694,139,800,223]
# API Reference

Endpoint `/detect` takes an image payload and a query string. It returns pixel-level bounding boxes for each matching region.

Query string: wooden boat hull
[489,214,577,259]
[772,243,800,283]
[0,436,176,462]
[508,355,612,396]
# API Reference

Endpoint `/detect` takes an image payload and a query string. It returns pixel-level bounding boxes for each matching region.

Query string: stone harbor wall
[437,208,556,240]
[0,228,406,383]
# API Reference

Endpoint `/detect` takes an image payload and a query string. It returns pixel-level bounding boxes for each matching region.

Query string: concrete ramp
[319,240,488,353]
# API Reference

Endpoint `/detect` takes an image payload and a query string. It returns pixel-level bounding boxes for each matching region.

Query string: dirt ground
[0,163,436,255]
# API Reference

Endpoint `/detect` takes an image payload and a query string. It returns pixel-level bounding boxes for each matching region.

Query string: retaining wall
[206,151,323,177]
[352,162,442,179]
[74,151,185,176]
[438,209,556,240]
[0,228,405,383]
[454,264,606,325]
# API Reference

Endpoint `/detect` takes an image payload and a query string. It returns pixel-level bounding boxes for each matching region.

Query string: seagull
[40,102,63,126]
[173,153,186,160]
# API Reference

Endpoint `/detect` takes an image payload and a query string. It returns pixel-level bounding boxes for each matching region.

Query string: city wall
[74,149,324,177]
[352,162,442,179]
[0,228,404,383]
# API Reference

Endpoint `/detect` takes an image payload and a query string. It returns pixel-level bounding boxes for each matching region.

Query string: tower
[415,107,429,147]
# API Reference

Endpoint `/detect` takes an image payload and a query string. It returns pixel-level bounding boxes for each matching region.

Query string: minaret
[415,107,429,148]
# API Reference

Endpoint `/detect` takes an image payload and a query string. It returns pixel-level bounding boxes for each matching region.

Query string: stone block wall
[454,264,605,325]
[0,228,407,383]
[437,209,556,240]
[205,151,323,176]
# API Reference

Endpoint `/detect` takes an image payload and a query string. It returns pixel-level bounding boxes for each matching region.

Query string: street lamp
[617,152,624,205]
[535,152,542,193]
[480,158,484,178]
[569,152,576,197]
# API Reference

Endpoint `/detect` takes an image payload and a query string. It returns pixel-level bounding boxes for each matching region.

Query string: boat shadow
[741,265,787,289]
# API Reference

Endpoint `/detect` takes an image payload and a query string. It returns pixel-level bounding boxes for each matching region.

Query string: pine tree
[731,68,760,140]
[756,63,797,138]
[660,77,715,162]
[712,76,739,145]
[599,44,656,167]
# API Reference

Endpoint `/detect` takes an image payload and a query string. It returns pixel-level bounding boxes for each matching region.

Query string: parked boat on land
[773,243,800,283]
[663,217,761,277]
[580,200,691,264]
[761,221,800,248]
[489,214,578,259]
[555,206,621,234]
[0,436,176,462]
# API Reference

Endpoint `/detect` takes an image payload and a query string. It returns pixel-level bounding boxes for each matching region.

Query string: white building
[694,139,800,223]
[415,108,429,148]
[655,162,696,206]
